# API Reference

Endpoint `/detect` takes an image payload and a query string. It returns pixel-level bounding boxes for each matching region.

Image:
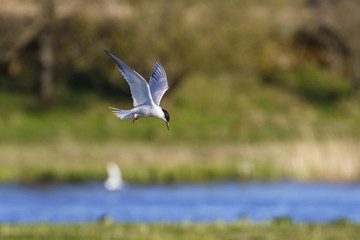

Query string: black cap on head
[162,108,170,122]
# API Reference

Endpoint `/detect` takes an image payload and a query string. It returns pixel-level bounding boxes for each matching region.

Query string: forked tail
[109,107,133,120]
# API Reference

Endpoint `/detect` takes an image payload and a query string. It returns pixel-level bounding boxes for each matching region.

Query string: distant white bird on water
[105,50,170,130]
[104,162,123,191]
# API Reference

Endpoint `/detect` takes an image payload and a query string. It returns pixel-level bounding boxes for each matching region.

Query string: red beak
[166,121,170,131]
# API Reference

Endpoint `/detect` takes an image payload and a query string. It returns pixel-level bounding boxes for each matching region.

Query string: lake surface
[1,182,360,224]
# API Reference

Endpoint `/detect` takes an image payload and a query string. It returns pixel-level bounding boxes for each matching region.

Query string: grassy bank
[1,73,360,184]
[1,221,359,240]
[1,139,359,183]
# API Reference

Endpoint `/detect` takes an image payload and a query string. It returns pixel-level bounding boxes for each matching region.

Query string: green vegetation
[1,71,360,183]
[1,136,359,183]
[1,221,359,240]
[263,68,353,104]
[1,0,360,183]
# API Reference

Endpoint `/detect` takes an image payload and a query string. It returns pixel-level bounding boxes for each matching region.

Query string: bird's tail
[109,107,133,120]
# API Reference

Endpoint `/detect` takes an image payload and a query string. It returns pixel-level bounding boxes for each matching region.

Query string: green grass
[2,72,360,145]
[0,140,280,184]
[0,221,359,240]
[1,70,360,184]
[1,139,359,184]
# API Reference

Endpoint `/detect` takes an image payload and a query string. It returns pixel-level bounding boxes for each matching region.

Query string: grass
[1,138,359,183]
[1,68,360,184]
[1,70,360,184]
[2,71,360,144]
[0,221,359,240]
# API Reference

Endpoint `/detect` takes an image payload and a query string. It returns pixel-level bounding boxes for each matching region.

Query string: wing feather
[105,50,153,107]
[149,61,169,106]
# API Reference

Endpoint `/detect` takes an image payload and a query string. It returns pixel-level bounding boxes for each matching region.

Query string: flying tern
[105,50,170,130]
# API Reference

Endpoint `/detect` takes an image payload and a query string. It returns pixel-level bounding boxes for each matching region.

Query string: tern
[105,50,170,130]
[104,162,123,191]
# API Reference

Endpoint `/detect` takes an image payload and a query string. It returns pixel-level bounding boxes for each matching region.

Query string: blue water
[1,182,360,224]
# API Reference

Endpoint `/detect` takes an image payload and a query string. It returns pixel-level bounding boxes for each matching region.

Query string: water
[1,182,360,224]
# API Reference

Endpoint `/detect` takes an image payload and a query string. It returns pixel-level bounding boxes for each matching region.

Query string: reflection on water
[0,182,360,224]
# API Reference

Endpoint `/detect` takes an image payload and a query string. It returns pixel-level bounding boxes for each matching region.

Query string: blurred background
[1,0,360,184]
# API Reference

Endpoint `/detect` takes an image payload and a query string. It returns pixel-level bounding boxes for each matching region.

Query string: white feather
[149,61,169,106]
[105,50,153,107]
[104,162,123,191]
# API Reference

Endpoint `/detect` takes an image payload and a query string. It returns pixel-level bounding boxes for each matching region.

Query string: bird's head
[162,108,170,131]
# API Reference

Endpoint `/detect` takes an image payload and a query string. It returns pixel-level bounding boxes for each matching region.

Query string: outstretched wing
[105,50,153,107]
[149,61,169,106]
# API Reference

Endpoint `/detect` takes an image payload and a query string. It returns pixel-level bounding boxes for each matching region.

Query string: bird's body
[111,102,164,120]
[105,50,170,130]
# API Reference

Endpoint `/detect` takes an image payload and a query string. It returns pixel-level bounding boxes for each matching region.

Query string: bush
[263,68,352,104]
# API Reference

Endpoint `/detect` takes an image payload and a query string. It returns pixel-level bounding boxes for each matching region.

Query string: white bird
[104,162,123,191]
[105,50,170,130]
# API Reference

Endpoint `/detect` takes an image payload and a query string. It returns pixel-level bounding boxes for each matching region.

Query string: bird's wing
[105,50,153,107]
[149,61,169,106]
